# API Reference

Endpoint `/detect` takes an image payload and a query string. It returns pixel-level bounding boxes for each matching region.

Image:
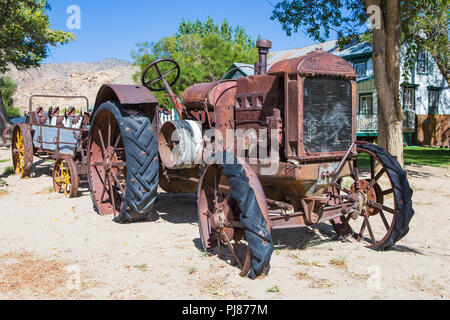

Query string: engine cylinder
[158,120,203,169]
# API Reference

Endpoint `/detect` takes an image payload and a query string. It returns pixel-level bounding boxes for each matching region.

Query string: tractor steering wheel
[141,58,181,92]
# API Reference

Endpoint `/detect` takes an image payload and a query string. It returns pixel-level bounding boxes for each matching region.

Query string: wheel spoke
[107,113,111,147]
[379,211,391,231]
[112,162,127,167]
[374,168,386,182]
[111,170,125,195]
[100,175,107,202]
[98,129,107,156]
[370,157,375,180]
[364,215,376,244]
[112,133,122,155]
[367,200,395,214]
[382,188,394,195]
[357,219,367,241]
[108,176,117,218]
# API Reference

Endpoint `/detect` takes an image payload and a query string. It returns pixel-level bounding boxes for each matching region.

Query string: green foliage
[271,0,367,48]
[0,76,17,107]
[402,0,449,84]
[5,106,21,119]
[0,0,75,73]
[0,76,20,117]
[132,17,258,109]
[271,1,448,83]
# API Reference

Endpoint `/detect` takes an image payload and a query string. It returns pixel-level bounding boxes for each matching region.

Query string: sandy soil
[0,146,448,300]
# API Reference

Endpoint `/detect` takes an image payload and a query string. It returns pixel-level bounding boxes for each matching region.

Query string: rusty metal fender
[93,84,158,114]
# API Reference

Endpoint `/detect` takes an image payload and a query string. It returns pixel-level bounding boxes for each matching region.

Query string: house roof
[223,62,255,80]
[268,39,373,65]
[267,40,340,65]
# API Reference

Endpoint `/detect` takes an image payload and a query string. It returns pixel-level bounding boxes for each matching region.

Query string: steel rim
[88,109,127,217]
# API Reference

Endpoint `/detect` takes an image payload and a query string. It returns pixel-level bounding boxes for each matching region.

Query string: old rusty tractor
[88,40,414,278]
[11,95,91,198]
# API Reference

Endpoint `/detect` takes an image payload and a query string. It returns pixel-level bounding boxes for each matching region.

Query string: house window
[359,94,373,114]
[417,51,428,74]
[428,89,439,114]
[354,61,367,77]
[403,87,415,110]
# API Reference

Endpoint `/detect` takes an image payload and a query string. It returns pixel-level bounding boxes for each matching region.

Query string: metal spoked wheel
[87,101,159,223]
[198,164,252,277]
[11,124,33,178]
[53,156,79,198]
[331,144,414,250]
[198,157,273,279]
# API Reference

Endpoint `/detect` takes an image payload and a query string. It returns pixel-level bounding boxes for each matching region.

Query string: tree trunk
[0,90,12,134]
[366,0,404,166]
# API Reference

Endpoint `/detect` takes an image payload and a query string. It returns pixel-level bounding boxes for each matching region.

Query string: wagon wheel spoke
[382,188,394,195]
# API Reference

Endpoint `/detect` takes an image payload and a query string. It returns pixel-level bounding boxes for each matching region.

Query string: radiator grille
[303,77,352,154]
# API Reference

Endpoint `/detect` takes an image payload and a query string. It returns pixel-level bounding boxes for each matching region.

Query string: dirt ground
[0,146,448,300]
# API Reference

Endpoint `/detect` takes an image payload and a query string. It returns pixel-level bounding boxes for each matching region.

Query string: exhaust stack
[255,39,272,75]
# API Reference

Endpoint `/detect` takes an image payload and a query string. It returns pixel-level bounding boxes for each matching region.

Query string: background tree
[0,0,74,132]
[0,76,20,118]
[403,0,449,86]
[132,17,258,110]
[271,0,447,165]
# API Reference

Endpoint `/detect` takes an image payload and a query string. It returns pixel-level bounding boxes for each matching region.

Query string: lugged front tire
[88,101,159,223]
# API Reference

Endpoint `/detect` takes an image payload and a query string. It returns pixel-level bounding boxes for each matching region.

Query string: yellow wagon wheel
[53,156,79,198]
[11,124,33,178]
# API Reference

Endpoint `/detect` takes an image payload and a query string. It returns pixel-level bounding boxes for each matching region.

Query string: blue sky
[44,0,316,63]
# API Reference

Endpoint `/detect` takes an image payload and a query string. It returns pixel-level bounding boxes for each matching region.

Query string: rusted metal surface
[12,95,91,190]
[268,49,357,78]
[255,39,272,75]
[88,108,127,217]
[94,84,158,112]
[197,160,270,277]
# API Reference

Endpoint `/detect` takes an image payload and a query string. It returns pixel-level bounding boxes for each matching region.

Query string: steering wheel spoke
[141,58,180,92]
